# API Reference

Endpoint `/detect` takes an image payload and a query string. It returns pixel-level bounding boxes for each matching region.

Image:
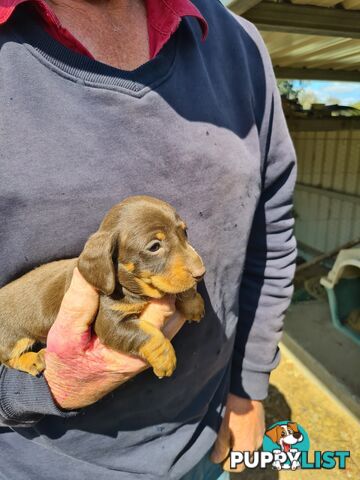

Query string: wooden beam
[274,67,360,82]
[234,2,360,38]
[287,117,360,132]
[227,0,263,15]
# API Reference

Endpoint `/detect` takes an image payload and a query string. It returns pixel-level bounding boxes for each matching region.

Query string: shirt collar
[0,0,208,40]
[147,0,208,57]
[0,0,27,23]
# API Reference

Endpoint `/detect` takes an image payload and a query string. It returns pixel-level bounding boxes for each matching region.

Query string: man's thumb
[54,268,99,336]
[210,429,230,464]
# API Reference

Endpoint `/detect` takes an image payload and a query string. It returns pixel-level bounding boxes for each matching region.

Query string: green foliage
[277,80,302,100]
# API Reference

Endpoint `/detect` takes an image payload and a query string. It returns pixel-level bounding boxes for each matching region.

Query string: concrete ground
[283,300,360,417]
[231,344,360,480]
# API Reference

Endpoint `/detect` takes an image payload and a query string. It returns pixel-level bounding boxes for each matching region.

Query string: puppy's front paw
[190,293,205,322]
[140,335,177,378]
[177,292,205,323]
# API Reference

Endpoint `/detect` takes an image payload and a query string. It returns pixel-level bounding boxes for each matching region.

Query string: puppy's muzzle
[193,267,206,282]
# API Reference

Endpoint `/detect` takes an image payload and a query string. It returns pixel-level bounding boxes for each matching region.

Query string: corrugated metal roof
[261,31,360,71]
[229,0,360,79]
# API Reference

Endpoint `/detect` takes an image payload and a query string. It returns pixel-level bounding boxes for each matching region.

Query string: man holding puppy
[0,0,296,478]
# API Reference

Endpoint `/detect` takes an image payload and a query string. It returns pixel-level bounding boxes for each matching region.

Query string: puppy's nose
[293,432,301,439]
[193,267,206,282]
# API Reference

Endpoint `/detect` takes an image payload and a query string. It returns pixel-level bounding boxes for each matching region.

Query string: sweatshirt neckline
[11,10,179,95]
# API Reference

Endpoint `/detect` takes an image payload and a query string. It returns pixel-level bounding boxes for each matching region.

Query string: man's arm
[0,269,184,426]
[230,71,297,402]
[212,19,297,471]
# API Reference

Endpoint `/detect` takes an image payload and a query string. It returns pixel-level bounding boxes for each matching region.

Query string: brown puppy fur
[0,196,205,378]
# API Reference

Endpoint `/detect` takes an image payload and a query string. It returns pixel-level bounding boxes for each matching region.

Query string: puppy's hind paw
[27,349,46,376]
[11,349,46,376]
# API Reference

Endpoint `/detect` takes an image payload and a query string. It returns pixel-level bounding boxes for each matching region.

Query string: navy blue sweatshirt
[0,1,297,478]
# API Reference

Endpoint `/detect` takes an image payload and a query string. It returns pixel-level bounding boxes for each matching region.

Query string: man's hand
[44,268,185,410]
[211,394,265,473]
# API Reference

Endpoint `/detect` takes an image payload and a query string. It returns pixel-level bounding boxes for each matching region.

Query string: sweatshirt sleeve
[230,42,297,400]
[0,365,77,427]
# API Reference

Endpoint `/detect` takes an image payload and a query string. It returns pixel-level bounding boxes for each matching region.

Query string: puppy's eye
[146,240,162,253]
[281,431,286,436]
[184,229,188,238]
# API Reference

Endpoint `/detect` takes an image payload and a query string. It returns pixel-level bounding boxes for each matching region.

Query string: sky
[291,80,360,107]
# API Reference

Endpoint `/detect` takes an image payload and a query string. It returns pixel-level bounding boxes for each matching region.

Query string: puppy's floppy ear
[288,422,298,433]
[78,231,117,295]
[265,425,282,444]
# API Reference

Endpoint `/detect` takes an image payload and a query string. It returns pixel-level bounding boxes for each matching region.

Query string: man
[0,0,297,478]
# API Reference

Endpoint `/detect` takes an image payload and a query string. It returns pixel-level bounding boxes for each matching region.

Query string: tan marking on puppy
[122,262,135,272]
[155,232,166,240]
[138,320,176,377]
[135,278,164,298]
[8,348,46,376]
[140,278,152,284]
[110,301,148,314]
[139,270,152,282]
[139,270,151,277]
[9,337,35,359]
[151,257,195,294]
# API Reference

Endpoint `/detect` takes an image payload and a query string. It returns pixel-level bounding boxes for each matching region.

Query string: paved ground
[231,344,360,480]
[283,300,360,416]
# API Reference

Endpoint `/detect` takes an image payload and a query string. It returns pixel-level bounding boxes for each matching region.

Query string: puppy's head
[265,422,303,452]
[78,196,205,297]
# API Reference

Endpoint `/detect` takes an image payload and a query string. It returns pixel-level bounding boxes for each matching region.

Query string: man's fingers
[222,455,246,473]
[210,424,231,464]
[140,296,176,330]
[162,312,186,339]
[97,340,148,374]
[53,268,99,336]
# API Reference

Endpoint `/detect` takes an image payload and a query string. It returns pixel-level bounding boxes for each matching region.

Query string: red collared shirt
[0,0,208,59]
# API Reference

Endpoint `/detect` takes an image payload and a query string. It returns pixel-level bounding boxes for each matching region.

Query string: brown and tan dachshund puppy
[0,196,205,378]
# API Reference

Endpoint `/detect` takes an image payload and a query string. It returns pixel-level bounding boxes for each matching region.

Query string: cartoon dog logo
[265,422,303,470]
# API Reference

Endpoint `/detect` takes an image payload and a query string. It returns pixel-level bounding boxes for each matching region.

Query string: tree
[298,90,319,110]
[277,80,302,100]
